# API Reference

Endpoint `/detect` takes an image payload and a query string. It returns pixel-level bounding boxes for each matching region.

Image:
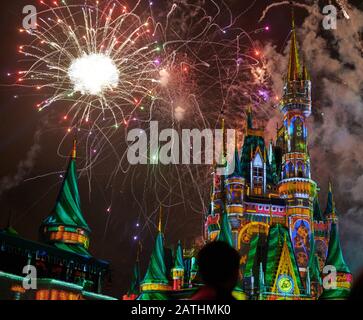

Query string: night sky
[1,0,362,298]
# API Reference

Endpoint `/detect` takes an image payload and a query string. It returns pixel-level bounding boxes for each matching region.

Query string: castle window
[252,152,264,189]
[297,161,304,178]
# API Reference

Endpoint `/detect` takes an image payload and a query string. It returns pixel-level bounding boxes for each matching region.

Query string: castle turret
[140,212,170,292]
[171,241,185,290]
[313,196,324,222]
[277,9,316,272]
[40,139,91,253]
[320,223,352,299]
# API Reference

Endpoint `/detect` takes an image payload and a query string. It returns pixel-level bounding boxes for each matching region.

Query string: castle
[124,13,352,300]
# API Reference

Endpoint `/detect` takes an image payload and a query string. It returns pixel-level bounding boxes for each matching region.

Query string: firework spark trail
[258,1,312,23]
[259,0,351,23]
[336,0,350,19]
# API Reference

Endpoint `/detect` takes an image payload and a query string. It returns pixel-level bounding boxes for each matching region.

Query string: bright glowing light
[159,69,170,87]
[68,54,119,96]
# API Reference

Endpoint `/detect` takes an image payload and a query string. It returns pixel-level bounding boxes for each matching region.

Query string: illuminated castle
[0,141,115,300]
[125,12,352,300]
[205,13,352,300]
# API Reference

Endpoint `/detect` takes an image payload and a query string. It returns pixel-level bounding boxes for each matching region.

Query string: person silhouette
[191,241,240,300]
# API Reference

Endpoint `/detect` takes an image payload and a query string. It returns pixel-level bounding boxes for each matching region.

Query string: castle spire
[313,196,324,221]
[287,5,301,81]
[325,181,337,222]
[247,105,253,129]
[140,216,169,291]
[40,139,91,252]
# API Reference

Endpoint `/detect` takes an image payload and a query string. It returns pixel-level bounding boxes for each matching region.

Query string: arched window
[286,162,294,178]
[252,151,264,190]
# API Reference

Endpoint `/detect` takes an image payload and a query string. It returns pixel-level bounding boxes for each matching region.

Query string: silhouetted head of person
[197,241,240,293]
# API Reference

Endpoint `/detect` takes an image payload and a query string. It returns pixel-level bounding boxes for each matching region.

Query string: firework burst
[18,0,161,127]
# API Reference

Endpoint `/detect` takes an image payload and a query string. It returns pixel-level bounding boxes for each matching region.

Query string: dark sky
[0,0,361,298]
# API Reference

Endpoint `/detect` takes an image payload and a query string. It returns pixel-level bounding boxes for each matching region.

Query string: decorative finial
[291,1,295,30]
[158,206,162,232]
[72,138,77,159]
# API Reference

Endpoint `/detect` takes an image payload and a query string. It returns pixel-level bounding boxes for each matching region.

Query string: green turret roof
[320,223,351,299]
[313,196,324,221]
[217,208,233,247]
[174,241,184,270]
[42,140,90,232]
[142,231,169,285]
[325,223,350,274]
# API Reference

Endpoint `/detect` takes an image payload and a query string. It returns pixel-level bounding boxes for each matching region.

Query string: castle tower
[40,139,91,253]
[277,9,317,272]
